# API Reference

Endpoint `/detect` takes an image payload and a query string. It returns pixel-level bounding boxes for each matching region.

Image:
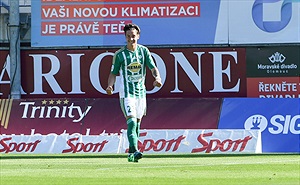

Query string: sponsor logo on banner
[0,134,120,154]
[257,52,297,75]
[252,0,292,32]
[0,48,246,99]
[268,52,286,63]
[1,98,221,135]
[246,47,299,77]
[0,129,260,154]
[0,137,41,153]
[190,132,253,153]
[229,0,300,44]
[121,129,261,154]
[0,99,92,130]
[218,98,300,152]
[31,0,226,46]
[62,137,109,153]
[19,99,92,123]
[244,114,300,134]
[247,77,300,98]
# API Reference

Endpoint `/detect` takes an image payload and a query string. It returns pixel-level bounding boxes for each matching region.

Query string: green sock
[127,117,138,153]
[136,120,141,138]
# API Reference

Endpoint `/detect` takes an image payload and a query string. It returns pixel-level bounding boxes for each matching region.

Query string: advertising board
[0,129,260,154]
[247,77,300,98]
[229,0,300,44]
[218,98,300,153]
[246,46,299,78]
[246,46,300,98]
[31,0,228,47]
[0,48,246,99]
[121,129,261,154]
[0,98,221,135]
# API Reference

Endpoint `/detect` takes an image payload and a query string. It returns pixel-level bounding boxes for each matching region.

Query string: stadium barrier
[121,129,261,154]
[1,98,298,153]
[218,98,300,153]
[0,129,261,154]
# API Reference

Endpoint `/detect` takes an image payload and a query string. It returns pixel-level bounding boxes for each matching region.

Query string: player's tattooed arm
[151,67,160,79]
[151,67,162,87]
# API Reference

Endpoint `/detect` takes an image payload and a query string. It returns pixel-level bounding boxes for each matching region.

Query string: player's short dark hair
[123,23,140,35]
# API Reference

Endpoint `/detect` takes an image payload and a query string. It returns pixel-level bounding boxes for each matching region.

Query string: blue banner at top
[218,98,300,153]
[31,0,226,47]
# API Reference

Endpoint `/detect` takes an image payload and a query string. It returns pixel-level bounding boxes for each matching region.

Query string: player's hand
[106,86,113,95]
[153,80,162,88]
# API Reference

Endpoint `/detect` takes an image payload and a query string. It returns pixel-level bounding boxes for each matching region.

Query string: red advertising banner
[0,48,246,99]
[0,98,221,135]
[247,77,300,98]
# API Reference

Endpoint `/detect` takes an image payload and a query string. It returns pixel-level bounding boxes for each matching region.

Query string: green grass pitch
[0,154,299,185]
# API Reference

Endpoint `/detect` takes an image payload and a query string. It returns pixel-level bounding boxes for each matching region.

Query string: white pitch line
[97,159,300,171]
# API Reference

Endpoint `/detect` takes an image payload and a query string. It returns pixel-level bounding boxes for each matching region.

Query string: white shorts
[120,97,146,119]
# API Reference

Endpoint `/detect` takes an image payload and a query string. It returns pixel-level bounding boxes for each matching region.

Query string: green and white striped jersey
[111,44,156,98]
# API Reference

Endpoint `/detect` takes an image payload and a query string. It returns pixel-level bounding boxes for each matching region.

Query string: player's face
[125,29,140,46]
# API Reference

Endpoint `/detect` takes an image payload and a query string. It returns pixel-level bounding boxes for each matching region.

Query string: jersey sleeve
[111,53,121,75]
[144,47,156,70]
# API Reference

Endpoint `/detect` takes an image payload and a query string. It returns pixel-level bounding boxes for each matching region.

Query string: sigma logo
[244,115,268,131]
[252,0,292,32]
[244,114,300,134]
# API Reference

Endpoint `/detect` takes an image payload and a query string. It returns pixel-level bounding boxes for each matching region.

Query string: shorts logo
[244,114,268,132]
[252,0,292,32]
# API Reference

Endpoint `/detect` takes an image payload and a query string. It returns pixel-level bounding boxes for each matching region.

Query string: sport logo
[244,115,268,132]
[252,0,292,32]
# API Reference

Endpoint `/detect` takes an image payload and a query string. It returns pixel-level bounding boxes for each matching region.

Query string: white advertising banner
[0,134,121,154]
[0,129,261,154]
[229,0,300,44]
[121,129,261,154]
